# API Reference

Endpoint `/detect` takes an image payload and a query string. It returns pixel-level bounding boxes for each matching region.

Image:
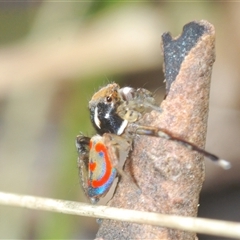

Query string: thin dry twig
[0,191,239,239]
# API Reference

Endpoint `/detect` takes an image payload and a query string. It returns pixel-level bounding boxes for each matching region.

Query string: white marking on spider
[105,112,110,119]
[104,107,112,120]
[121,87,133,96]
[117,119,128,135]
[94,107,101,129]
[218,159,232,170]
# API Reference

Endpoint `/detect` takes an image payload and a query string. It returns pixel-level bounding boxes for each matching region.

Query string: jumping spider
[76,83,231,204]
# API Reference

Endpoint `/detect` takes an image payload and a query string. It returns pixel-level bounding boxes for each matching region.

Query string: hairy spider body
[76,83,231,203]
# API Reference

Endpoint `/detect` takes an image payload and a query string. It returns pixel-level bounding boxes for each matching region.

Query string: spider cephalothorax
[89,83,158,135]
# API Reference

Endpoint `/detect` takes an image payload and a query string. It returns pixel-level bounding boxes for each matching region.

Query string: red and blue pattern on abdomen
[87,136,117,200]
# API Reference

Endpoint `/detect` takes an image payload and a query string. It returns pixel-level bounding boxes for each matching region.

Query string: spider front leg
[132,124,231,169]
[117,87,162,123]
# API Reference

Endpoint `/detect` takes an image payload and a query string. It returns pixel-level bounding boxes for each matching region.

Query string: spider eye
[106,96,112,102]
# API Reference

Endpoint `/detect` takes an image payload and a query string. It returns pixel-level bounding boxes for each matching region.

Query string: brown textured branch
[97,20,215,239]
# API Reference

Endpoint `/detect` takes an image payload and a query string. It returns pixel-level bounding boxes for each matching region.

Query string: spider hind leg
[103,133,141,194]
[134,125,231,170]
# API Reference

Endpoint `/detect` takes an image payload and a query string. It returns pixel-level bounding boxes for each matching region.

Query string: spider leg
[75,134,92,201]
[135,125,231,170]
[117,87,162,123]
[103,133,141,193]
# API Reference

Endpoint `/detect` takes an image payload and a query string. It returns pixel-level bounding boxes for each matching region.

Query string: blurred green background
[0,2,240,239]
